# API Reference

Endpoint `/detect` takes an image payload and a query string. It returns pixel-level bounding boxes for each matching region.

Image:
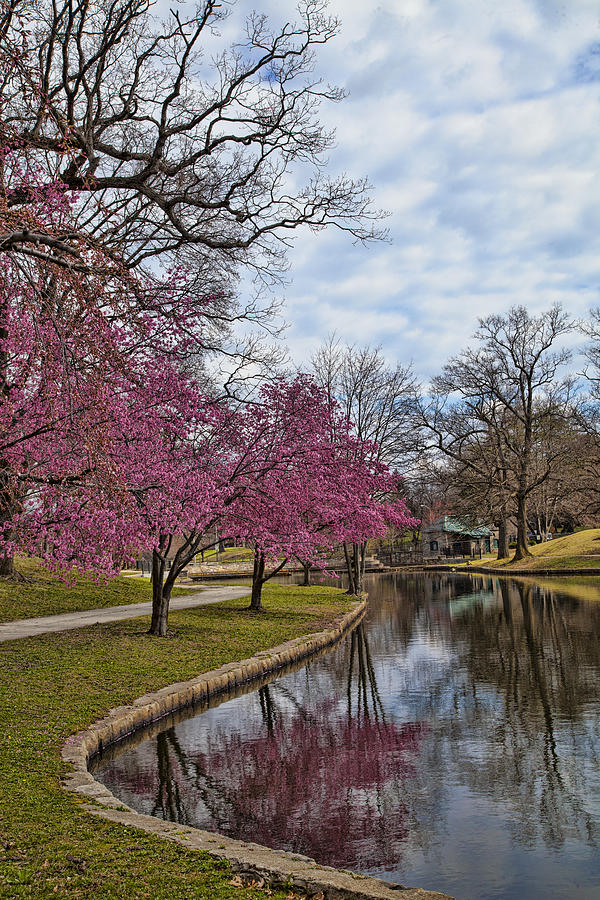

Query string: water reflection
[94,573,600,899]
[347,624,386,720]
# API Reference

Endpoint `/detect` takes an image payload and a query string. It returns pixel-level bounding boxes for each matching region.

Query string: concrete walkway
[0,585,251,642]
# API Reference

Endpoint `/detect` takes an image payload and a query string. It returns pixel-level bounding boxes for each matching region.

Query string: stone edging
[60,598,454,900]
[422,564,600,577]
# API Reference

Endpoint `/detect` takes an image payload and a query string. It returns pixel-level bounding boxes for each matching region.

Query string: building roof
[423,516,494,537]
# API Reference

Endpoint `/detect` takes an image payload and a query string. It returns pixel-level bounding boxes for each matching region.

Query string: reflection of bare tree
[151,730,191,825]
[432,577,600,851]
[258,685,277,734]
[347,623,386,722]
[346,573,600,855]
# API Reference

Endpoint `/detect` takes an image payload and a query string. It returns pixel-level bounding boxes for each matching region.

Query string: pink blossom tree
[338,463,418,596]
[0,134,231,589]
[138,374,417,626]
[0,148,213,580]
[0,34,228,586]
[140,375,342,624]
[0,129,415,622]
[221,377,419,607]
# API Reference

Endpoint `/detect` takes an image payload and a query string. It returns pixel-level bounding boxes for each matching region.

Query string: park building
[422,516,499,561]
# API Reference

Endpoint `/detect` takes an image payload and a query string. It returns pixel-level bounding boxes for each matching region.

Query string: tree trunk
[354,542,365,594]
[0,302,14,584]
[353,542,360,593]
[148,527,223,634]
[302,561,311,586]
[149,583,171,635]
[497,517,509,560]
[249,549,266,611]
[514,490,532,561]
[343,542,356,595]
[149,549,170,635]
[0,461,16,579]
[0,551,15,578]
[249,549,289,610]
[344,541,364,595]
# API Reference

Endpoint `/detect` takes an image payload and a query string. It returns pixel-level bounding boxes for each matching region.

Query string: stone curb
[420,564,600,577]
[60,598,455,900]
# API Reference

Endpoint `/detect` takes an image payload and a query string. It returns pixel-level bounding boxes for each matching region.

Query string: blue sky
[164,0,600,379]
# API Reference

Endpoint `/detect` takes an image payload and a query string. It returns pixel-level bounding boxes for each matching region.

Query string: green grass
[473,528,600,571]
[196,547,254,564]
[0,558,195,623]
[0,583,353,899]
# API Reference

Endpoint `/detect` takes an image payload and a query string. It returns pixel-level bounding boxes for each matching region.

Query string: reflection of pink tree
[195,706,424,869]
[97,618,427,870]
[108,700,426,871]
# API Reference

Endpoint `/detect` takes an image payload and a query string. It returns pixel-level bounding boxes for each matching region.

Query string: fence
[376,549,424,567]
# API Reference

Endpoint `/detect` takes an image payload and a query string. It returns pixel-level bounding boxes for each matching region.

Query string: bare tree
[421,305,575,562]
[400,463,450,548]
[577,307,600,519]
[311,336,419,472]
[418,380,517,559]
[1,0,385,282]
[583,307,600,391]
[311,336,419,586]
[526,412,587,538]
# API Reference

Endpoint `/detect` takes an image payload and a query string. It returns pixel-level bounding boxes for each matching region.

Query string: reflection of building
[422,516,498,560]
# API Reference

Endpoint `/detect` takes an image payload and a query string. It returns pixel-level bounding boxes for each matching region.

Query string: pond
[91,572,600,899]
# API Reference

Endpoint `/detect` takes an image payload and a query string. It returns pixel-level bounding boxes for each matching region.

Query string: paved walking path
[0,585,251,642]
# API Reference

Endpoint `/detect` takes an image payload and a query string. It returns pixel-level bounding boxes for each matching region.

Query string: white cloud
[154,0,600,378]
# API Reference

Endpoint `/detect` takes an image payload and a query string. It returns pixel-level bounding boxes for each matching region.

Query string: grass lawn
[0,583,353,899]
[461,528,600,572]
[197,547,254,564]
[0,558,196,623]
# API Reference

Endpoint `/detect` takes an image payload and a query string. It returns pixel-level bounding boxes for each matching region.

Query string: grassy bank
[0,558,195,623]
[461,528,600,572]
[0,584,352,899]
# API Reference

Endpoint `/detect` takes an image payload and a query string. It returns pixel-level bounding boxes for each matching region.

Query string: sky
[165,0,600,379]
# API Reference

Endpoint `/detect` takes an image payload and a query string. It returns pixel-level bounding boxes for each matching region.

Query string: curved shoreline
[60,597,454,900]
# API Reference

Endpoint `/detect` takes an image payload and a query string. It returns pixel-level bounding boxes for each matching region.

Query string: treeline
[316,307,600,563]
[416,305,600,560]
